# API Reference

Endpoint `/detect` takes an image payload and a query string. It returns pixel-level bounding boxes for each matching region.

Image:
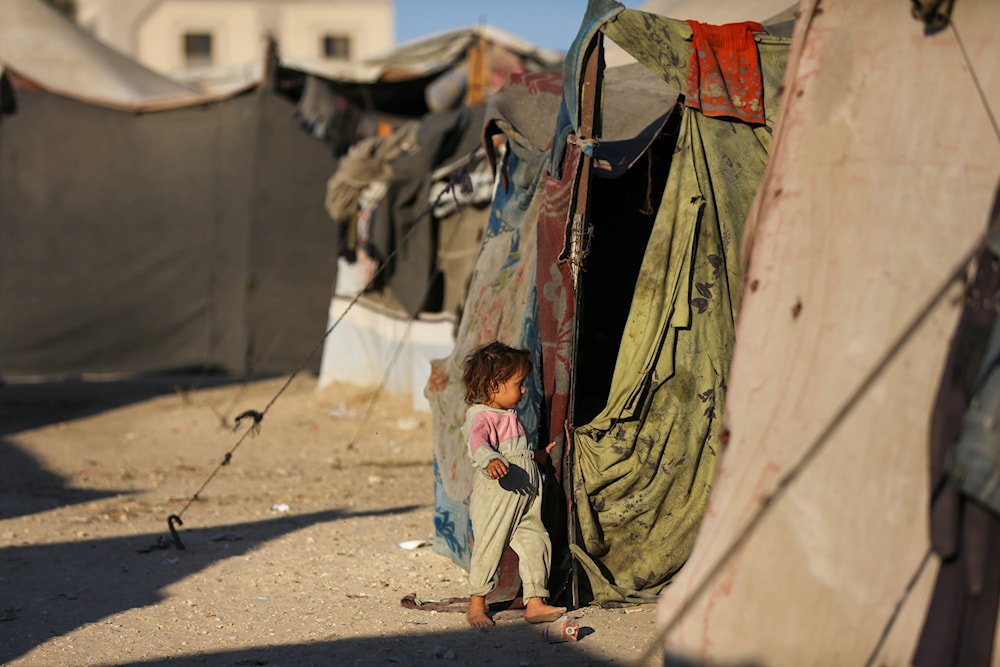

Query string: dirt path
[0,375,663,666]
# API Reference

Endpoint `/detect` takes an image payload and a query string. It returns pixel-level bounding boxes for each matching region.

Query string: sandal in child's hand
[486,458,508,479]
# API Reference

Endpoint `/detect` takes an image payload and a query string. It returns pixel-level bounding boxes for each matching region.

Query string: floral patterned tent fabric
[425,73,559,580]
[425,83,555,571]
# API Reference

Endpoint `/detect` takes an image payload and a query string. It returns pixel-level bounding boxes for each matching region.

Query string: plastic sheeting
[318,294,455,413]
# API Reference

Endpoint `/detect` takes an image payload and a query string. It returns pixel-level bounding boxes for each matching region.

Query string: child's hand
[486,458,508,479]
[533,441,557,467]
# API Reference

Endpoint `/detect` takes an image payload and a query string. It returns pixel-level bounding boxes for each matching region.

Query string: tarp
[654,0,1000,664]
[280,25,564,121]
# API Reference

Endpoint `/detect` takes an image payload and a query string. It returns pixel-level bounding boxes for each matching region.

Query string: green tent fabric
[569,12,790,604]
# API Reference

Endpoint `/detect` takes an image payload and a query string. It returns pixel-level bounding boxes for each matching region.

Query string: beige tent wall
[0,0,202,109]
[656,0,1000,665]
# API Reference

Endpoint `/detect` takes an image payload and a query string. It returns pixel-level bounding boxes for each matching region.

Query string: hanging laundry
[684,21,766,125]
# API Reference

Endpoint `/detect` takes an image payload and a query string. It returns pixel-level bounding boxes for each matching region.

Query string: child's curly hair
[462,341,532,405]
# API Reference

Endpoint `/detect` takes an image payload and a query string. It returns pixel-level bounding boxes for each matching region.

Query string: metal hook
[233,409,263,435]
[167,514,186,550]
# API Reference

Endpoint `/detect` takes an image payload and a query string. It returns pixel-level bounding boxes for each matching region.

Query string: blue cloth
[431,144,546,569]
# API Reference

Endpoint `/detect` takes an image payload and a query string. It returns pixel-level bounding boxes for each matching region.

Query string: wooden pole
[565,29,604,610]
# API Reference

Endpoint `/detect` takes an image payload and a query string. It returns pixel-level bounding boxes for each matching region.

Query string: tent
[283,24,562,120]
[653,0,1000,664]
[305,27,563,411]
[425,0,792,606]
[0,0,202,110]
[0,0,338,378]
[316,104,493,413]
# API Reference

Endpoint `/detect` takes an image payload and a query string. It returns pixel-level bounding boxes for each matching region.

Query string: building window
[183,32,213,67]
[321,34,351,60]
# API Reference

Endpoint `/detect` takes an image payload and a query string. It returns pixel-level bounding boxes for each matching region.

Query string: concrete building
[74,0,393,85]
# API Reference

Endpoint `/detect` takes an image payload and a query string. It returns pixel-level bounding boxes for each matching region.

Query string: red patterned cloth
[535,139,583,478]
[684,20,766,125]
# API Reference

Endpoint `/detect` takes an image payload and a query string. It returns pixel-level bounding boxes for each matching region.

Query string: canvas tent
[0,0,202,110]
[316,104,492,413]
[652,0,1000,665]
[284,24,562,119]
[424,0,792,607]
[283,24,562,144]
[0,0,338,378]
[303,27,563,410]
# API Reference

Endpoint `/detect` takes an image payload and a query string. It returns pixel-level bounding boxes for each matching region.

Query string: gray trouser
[467,451,551,600]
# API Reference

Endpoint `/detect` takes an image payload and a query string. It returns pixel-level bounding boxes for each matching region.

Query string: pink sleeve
[468,416,496,458]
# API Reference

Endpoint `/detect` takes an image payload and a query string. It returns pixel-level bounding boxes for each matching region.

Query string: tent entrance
[572,125,678,426]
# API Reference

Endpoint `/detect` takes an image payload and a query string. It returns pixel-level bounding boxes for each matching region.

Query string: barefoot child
[461,341,566,628]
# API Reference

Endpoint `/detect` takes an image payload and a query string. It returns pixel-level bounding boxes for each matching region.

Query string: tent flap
[570,14,788,605]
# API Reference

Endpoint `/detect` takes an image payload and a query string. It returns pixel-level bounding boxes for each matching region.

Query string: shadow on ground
[0,375,267,438]
[0,507,418,664]
[0,375,282,521]
[0,438,126,520]
[103,631,762,667]
[0,503,761,667]
[111,628,619,666]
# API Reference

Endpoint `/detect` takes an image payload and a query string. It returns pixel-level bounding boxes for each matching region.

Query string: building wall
[75,0,393,77]
[137,2,260,72]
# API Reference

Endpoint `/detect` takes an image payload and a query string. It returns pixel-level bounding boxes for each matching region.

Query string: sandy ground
[0,374,665,666]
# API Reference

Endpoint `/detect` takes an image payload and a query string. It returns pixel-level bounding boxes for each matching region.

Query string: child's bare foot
[523,597,567,624]
[466,596,494,628]
[466,608,494,628]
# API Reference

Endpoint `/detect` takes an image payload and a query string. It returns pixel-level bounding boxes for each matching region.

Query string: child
[461,341,566,628]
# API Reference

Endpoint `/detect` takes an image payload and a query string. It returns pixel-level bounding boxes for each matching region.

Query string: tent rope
[948,20,1000,144]
[151,152,481,551]
[863,549,936,666]
[344,318,415,451]
[861,456,966,665]
[174,329,290,432]
[631,229,993,666]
